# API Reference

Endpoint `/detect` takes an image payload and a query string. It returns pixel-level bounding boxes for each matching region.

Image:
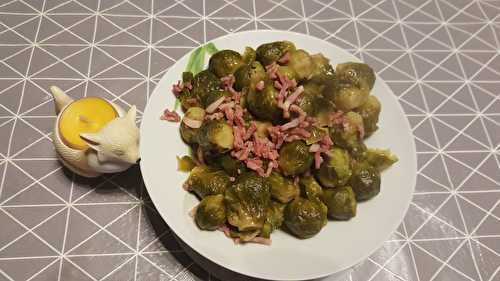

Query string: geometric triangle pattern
[0,0,498,281]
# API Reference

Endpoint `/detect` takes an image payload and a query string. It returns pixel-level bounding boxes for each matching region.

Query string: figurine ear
[126,105,137,123]
[80,133,101,151]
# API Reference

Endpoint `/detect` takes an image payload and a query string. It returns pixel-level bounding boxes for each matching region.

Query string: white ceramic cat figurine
[51,86,140,177]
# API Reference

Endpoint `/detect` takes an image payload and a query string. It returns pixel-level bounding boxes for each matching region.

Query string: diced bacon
[224,106,235,125]
[289,104,307,123]
[278,52,290,64]
[221,74,236,89]
[288,127,311,138]
[206,112,224,120]
[314,151,323,169]
[309,143,320,152]
[171,80,183,97]
[281,86,304,117]
[244,122,257,140]
[285,135,302,143]
[234,105,245,127]
[329,111,345,126]
[160,109,181,122]
[232,92,242,104]
[321,134,333,147]
[219,101,235,110]
[182,116,202,128]
[232,125,246,150]
[246,158,265,176]
[218,225,231,238]
[357,123,365,139]
[280,118,300,131]
[256,80,265,91]
[274,80,282,90]
[249,237,272,245]
[266,62,279,79]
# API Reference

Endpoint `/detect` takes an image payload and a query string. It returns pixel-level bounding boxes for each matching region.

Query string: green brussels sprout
[184,165,231,199]
[363,148,398,171]
[196,120,234,153]
[310,53,335,84]
[350,162,381,201]
[192,70,228,108]
[297,82,331,116]
[322,186,357,220]
[246,83,282,122]
[218,153,247,176]
[261,201,285,238]
[267,172,299,203]
[355,95,381,137]
[254,120,272,138]
[209,49,244,77]
[316,147,352,188]
[288,49,314,80]
[233,61,266,91]
[332,62,375,110]
[225,172,271,231]
[284,197,327,239]
[305,127,328,145]
[277,66,298,81]
[228,228,260,242]
[178,72,200,109]
[180,107,205,144]
[299,176,323,201]
[195,194,226,230]
[256,40,296,66]
[242,46,257,64]
[336,62,375,91]
[278,140,314,176]
[330,111,366,157]
[176,155,196,172]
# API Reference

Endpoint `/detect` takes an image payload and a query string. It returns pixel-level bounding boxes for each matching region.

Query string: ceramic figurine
[51,86,140,177]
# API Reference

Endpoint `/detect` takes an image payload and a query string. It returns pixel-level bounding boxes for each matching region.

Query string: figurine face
[80,106,140,164]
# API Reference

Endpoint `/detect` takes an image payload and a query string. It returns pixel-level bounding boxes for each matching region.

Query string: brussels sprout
[209,49,244,77]
[177,155,196,172]
[305,127,328,145]
[267,172,299,203]
[196,120,234,153]
[278,140,314,176]
[350,162,381,201]
[332,62,375,110]
[218,153,247,176]
[262,201,285,238]
[228,228,260,242]
[310,53,335,84]
[322,186,357,220]
[225,172,271,231]
[288,49,314,80]
[256,40,296,66]
[233,61,266,91]
[242,46,256,64]
[246,83,282,122]
[192,70,228,108]
[355,95,381,137]
[184,165,231,199]
[195,194,226,230]
[299,176,323,201]
[336,62,375,91]
[330,111,366,157]
[297,82,328,116]
[277,66,298,81]
[284,197,327,239]
[316,147,352,188]
[363,148,398,171]
[180,107,205,144]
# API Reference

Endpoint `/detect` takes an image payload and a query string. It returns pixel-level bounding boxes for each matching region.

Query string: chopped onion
[182,116,202,128]
[206,96,226,113]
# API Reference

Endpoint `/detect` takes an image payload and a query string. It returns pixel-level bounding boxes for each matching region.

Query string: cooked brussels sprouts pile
[166,41,398,244]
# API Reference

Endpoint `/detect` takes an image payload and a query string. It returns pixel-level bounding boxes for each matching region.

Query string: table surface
[0,0,499,280]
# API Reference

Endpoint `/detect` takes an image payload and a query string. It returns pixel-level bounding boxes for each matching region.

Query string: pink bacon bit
[314,151,323,169]
[289,127,311,138]
[265,62,279,80]
[171,80,183,97]
[280,118,300,131]
[232,125,246,150]
[197,146,205,165]
[278,52,290,64]
[221,74,235,89]
[256,80,265,91]
[244,122,257,141]
[249,237,272,246]
[206,112,224,120]
[160,109,180,122]
[309,143,320,153]
[233,105,245,127]
[246,158,265,176]
[285,134,302,143]
[218,225,231,238]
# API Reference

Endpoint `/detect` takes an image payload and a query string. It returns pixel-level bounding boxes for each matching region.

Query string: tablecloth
[0,0,499,280]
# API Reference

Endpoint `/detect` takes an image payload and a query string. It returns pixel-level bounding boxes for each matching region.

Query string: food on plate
[165,41,398,244]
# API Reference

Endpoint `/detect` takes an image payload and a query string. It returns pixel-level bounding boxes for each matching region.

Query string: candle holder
[50,86,140,177]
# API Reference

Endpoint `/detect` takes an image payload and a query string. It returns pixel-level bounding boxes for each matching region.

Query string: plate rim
[140,30,417,281]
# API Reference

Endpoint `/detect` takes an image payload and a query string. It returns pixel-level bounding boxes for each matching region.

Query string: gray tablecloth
[0,0,499,280]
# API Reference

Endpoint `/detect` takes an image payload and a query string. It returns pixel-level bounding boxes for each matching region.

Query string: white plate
[140,30,417,281]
